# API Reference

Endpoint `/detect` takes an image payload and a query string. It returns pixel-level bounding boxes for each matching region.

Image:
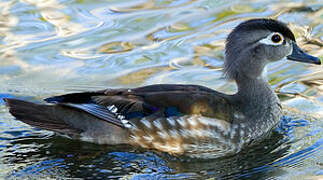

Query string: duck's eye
[259,32,284,46]
[271,33,283,43]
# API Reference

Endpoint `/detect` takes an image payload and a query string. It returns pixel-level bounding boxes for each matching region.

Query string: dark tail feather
[4,98,82,135]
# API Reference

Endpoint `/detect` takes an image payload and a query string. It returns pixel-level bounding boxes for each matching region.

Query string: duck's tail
[4,98,81,135]
[4,98,128,144]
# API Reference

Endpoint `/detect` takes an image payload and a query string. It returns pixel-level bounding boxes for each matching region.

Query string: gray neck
[236,75,274,100]
[232,74,281,124]
[229,75,282,144]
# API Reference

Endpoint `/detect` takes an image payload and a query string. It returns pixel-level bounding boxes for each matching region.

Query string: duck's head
[224,18,321,80]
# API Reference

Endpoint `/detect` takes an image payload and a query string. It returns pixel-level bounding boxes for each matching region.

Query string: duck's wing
[45,84,233,126]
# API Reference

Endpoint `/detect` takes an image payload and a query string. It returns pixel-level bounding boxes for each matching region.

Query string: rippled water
[0,0,322,179]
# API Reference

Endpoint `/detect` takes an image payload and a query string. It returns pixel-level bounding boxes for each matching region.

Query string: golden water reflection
[23,0,86,37]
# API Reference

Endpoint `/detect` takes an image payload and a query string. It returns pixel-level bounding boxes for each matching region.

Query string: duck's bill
[287,42,321,65]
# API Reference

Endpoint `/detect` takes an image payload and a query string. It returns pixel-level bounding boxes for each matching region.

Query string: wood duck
[4,19,321,159]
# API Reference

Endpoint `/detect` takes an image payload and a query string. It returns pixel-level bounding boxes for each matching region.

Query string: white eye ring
[259,32,284,46]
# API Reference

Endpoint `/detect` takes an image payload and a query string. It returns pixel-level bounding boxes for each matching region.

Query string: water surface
[0,0,322,179]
